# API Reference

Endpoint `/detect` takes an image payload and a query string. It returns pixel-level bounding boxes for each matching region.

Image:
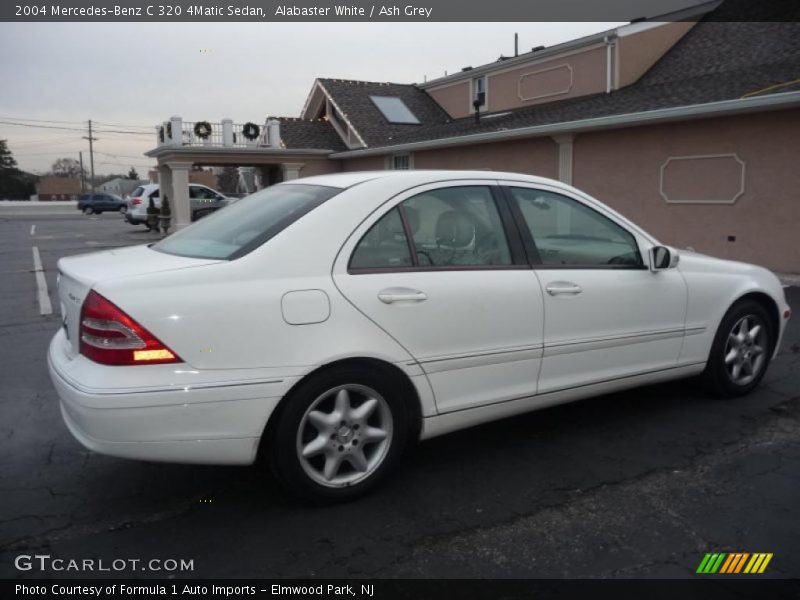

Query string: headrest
[435,210,475,248]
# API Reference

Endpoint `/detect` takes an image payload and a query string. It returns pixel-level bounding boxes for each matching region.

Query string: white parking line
[30,224,35,236]
[32,246,53,316]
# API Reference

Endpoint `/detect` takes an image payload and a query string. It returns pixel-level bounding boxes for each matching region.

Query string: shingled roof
[367,18,800,148]
[283,1,800,153]
[275,117,348,151]
[316,78,451,146]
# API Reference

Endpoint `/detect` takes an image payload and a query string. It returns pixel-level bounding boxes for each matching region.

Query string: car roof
[135,183,213,191]
[287,170,560,189]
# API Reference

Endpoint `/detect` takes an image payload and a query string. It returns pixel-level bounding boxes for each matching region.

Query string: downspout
[604,35,614,93]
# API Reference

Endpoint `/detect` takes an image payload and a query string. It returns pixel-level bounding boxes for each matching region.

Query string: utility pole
[82,120,98,192]
[79,152,86,192]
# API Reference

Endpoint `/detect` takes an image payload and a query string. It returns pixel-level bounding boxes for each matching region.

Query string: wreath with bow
[194,121,212,139]
[242,122,260,141]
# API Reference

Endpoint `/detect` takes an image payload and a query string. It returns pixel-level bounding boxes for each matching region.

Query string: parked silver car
[125,183,230,228]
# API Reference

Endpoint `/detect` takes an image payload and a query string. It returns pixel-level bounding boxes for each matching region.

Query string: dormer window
[370,96,420,124]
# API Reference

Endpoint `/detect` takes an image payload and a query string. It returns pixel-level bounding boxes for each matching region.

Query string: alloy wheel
[296,384,393,488]
[724,315,767,386]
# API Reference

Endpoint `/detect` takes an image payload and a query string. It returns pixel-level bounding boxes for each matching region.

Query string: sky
[0,22,625,175]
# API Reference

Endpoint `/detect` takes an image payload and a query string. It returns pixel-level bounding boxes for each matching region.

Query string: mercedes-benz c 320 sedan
[48,171,791,501]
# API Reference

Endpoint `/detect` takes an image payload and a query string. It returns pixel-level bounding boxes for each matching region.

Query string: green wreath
[194,121,212,139]
[242,122,260,141]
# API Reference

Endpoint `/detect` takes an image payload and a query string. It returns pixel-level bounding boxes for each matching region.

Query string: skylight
[370,96,420,124]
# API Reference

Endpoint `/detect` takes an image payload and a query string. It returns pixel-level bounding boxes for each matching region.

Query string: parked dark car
[77,193,127,215]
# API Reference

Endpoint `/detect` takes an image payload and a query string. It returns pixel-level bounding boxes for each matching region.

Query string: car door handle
[545,282,583,296]
[377,288,428,304]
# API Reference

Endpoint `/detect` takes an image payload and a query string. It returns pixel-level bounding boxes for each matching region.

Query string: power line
[8,136,82,147]
[93,120,155,130]
[13,150,87,156]
[0,120,87,132]
[96,151,152,160]
[94,128,153,136]
[0,115,86,125]
[0,120,153,136]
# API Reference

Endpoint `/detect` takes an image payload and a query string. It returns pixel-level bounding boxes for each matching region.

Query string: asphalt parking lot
[0,208,798,579]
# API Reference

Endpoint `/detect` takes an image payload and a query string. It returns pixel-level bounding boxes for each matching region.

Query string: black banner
[3,0,800,22]
[4,579,800,600]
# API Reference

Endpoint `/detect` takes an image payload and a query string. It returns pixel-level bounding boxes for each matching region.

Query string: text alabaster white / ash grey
[275,5,433,17]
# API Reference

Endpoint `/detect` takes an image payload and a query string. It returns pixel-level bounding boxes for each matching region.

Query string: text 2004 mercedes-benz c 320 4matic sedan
[48,171,791,501]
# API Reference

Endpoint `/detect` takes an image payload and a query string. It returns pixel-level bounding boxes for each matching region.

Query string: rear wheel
[702,300,774,397]
[268,366,414,503]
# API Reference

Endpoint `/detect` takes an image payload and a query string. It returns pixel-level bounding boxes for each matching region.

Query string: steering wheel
[417,250,434,266]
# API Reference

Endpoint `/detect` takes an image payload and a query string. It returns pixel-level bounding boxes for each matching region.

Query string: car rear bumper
[124,211,146,225]
[47,329,291,465]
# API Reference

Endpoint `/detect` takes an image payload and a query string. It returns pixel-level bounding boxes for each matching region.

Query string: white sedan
[48,171,791,501]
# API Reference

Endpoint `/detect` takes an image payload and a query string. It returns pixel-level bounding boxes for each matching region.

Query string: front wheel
[83,206,94,215]
[119,205,127,214]
[702,300,774,397]
[268,367,414,503]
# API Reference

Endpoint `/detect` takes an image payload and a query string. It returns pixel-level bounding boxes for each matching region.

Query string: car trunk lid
[57,244,221,357]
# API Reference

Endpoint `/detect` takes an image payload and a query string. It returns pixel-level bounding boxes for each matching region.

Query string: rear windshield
[153,184,341,260]
[130,187,144,197]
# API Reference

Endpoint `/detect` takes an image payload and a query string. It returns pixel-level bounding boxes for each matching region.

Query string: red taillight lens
[79,290,181,366]
[130,198,142,206]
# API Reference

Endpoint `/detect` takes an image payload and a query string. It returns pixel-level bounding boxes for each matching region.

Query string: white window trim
[386,153,414,170]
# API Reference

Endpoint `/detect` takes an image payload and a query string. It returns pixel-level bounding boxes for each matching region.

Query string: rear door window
[349,185,512,271]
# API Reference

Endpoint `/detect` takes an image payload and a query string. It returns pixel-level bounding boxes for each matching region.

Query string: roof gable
[316,78,451,147]
[274,117,348,151]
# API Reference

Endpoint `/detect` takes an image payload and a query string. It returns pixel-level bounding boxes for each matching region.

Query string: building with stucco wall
[146,0,800,272]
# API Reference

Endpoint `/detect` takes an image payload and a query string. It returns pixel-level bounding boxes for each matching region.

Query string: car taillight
[79,290,181,366]
[130,198,142,206]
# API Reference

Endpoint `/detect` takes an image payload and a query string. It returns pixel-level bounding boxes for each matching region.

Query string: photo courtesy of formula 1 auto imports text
[1,0,798,598]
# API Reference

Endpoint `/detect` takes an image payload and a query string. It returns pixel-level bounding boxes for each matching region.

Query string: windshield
[153,184,341,260]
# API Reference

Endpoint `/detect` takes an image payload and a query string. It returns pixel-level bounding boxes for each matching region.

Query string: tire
[83,206,94,215]
[702,300,774,397]
[268,366,415,503]
[119,205,127,214]
[193,208,213,221]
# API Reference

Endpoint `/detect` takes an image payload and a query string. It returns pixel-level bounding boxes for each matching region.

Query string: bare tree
[51,157,85,178]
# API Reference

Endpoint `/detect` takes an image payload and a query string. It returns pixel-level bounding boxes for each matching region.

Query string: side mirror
[649,245,678,271]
